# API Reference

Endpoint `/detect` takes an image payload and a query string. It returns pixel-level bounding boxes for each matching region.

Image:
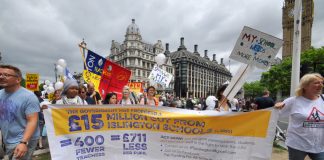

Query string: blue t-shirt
[0,87,40,148]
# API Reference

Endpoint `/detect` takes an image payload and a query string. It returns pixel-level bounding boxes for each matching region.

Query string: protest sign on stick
[26,73,39,91]
[148,65,173,87]
[223,26,283,101]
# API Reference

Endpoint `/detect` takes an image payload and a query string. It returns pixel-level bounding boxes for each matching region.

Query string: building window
[130,59,135,65]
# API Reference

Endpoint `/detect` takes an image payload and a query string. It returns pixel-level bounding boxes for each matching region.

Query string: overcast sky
[1,0,323,83]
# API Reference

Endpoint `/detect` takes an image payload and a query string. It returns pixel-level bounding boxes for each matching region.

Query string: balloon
[54,81,64,90]
[57,59,67,68]
[155,53,166,66]
[56,65,64,75]
[46,86,55,94]
[45,80,51,85]
[206,96,217,110]
[43,85,48,90]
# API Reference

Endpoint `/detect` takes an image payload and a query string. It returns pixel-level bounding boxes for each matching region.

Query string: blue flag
[65,67,76,80]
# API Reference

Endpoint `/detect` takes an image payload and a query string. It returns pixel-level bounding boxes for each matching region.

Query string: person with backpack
[119,86,136,105]
[140,86,158,107]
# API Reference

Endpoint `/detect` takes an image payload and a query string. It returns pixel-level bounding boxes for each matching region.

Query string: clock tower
[282,0,314,58]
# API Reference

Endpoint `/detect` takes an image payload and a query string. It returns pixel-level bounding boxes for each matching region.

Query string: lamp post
[54,63,57,82]
[0,51,2,64]
[174,63,182,98]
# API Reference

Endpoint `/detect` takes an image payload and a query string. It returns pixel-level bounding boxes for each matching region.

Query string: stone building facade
[108,19,175,94]
[170,37,232,98]
[282,0,313,58]
[108,19,231,98]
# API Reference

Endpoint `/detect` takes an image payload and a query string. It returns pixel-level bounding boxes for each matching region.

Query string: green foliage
[20,78,25,87]
[243,81,266,99]
[260,46,324,97]
[39,83,45,91]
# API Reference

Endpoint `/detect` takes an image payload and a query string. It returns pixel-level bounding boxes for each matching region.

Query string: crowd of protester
[1,64,323,159]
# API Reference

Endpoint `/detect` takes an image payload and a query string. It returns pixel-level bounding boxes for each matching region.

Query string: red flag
[99,59,131,100]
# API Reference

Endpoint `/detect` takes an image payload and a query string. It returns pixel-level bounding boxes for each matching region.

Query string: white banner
[44,105,279,160]
[229,26,283,69]
[148,65,173,87]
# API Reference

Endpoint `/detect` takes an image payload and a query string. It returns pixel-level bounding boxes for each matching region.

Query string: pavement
[33,148,50,156]
[1,149,50,160]
[277,117,289,131]
[0,135,50,160]
[276,117,289,149]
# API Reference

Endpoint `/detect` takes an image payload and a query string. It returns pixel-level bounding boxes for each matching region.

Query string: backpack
[119,99,134,104]
[144,97,157,106]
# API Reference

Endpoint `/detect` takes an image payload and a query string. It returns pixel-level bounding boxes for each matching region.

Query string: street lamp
[0,51,2,64]
[54,63,57,82]
[176,63,182,98]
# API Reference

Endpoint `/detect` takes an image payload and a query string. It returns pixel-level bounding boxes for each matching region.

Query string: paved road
[277,117,289,131]
[275,117,289,149]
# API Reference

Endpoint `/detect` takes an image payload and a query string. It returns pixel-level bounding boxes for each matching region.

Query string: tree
[260,46,324,98]
[243,81,265,99]
[20,78,25,87]
[39,83,45,91]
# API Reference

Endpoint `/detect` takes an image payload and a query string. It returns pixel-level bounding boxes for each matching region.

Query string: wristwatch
[19,141,28,145]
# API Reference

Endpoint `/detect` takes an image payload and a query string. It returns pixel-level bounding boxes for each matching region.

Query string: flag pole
[78,43,89,71]
[290,0,302,96]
